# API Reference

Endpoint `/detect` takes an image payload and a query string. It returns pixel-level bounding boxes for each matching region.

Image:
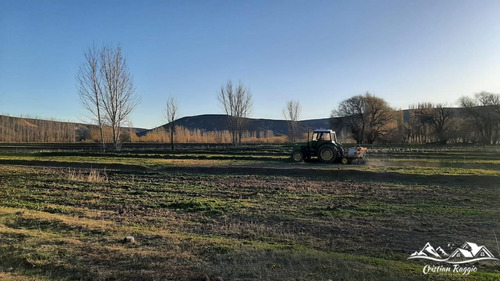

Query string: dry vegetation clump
[136,125,288,144]
[67,168,108,183]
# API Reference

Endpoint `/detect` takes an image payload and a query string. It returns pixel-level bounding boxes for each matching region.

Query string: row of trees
[214,85,499,145]
[401,103,456,144]
[330,91,500,144]
[217,82,304,145]
[76,46,275,148]
[132,126,286,144]
[2,92,497,145]
[0,115,76,143]
[164,80,254,149]
[459,92,500,144]
[75,44,500,147]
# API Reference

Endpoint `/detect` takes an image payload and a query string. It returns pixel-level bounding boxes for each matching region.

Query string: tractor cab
[310,129,337,148]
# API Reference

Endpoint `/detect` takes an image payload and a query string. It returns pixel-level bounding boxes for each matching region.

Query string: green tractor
[290,129,367,164]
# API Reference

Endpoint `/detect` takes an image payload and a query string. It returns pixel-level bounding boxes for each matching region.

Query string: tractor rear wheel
[318,145,337,163]
[291,150,304,163]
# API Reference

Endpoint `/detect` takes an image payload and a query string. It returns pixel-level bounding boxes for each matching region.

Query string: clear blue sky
[1,0,500,129]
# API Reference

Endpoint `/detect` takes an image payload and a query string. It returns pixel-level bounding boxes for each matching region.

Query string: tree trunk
[170,122,175,151]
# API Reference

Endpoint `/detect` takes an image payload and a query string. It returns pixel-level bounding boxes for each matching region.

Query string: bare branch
[76,45,105,151]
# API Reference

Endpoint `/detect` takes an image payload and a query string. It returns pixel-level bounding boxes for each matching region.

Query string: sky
[1,0,500,129]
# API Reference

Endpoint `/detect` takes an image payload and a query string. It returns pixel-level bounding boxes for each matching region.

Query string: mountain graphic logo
[408,242,499,264]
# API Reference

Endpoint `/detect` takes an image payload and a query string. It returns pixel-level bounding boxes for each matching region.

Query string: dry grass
[67,168,107,183]
[0,272,42,281]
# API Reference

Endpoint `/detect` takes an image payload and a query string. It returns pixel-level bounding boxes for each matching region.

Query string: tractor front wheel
[291,150,304,163]
[318,145,336,163]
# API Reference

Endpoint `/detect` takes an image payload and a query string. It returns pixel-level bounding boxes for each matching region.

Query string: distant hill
[140,107,469,140]
[139,114,336,137]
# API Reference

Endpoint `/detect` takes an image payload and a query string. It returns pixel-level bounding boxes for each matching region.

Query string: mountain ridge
[138,114,335,137]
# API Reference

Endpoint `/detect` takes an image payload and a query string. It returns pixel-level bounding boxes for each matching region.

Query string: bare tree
[332,92,394,144]
[99,45,139,150]
[415,103,455,144]
[76,45,105,151]
[283,100,301,142]
[218,80,252,146]
[332,95,366,143]
[459,92,500,144]
[364,94,395,143]
[403,104,429,143]
[166,96,179,150]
